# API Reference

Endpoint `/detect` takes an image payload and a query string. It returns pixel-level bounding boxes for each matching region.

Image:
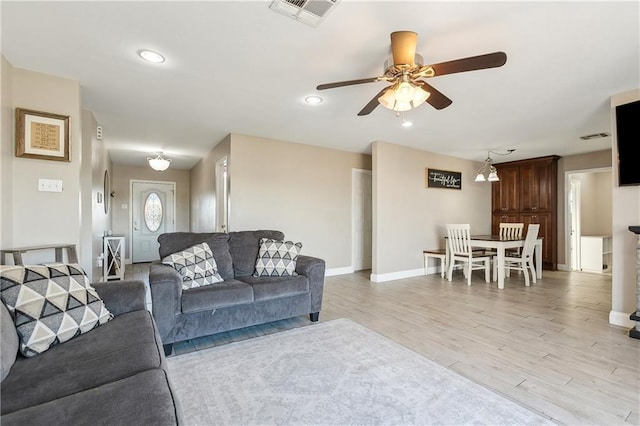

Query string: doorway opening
[130,180,176,263]
[352,169,372,271]
[565,168,612,273]
[215,157,229,233]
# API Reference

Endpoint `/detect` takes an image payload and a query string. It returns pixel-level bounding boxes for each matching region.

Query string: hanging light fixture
[474,150,515,182]
[147,152,171,171]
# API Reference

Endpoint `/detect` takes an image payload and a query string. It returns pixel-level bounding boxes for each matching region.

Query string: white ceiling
[2,1,638,169]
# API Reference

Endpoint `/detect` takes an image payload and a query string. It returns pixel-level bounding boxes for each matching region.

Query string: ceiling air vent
[269,0,339,27]
[579,132,610,140]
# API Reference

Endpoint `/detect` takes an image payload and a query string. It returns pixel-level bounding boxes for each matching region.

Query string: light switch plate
[38,179,63,192]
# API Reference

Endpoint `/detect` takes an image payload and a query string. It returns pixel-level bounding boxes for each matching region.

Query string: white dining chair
[499,223,524,240]
[446,224,492,286]
[500,224,540,286]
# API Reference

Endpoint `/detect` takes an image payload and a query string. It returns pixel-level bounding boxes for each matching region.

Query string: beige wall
[1,64,83,265]
[372,141,491,280]
[1,56,14,250]
[557,150,612,265]
[190,134,230,232]
[80,109,112,281]
[611,89,640,325]
[229,133,371,270]
[111,164,190,262]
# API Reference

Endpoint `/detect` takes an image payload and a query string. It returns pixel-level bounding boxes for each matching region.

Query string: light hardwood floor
[125,264,640,425]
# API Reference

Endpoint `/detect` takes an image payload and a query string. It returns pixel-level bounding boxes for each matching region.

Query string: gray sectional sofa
[149,230,326,353]
[0,280,181,426]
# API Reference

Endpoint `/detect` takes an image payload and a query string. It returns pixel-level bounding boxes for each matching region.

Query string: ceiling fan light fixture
[147,153,171,171]
[488,169,500,182]
[474,173,487,182]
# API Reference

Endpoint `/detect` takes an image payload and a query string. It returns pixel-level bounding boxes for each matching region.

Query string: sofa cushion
[1,369,180,426]
[158,232,234,280]
[162,242,223,290]
[254,238,302,277]
[181,279,254,314]
[239,275,309,302]
[228,230,285,277]
[0,310,163,415]
[1,302,18,381]
[0,264,112,357]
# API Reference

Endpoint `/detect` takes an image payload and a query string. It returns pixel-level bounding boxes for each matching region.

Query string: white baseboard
[325,266,354,277]
[370,268,425,283]
[609,310,636,328]
[557,264,569,271]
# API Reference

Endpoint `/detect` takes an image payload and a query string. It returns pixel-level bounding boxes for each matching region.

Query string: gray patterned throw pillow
[0,263,113,357]
[162,242,223,289]
[254,238,302,277]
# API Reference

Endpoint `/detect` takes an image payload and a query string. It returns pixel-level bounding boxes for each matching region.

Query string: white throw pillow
[0,264,113,357]
[162,242,223,290]
[254,238,302,277]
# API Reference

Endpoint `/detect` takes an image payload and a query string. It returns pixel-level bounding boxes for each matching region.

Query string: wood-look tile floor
[125,264,640,425]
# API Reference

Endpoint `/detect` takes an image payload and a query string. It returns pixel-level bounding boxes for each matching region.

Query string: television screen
[616,100,640,186]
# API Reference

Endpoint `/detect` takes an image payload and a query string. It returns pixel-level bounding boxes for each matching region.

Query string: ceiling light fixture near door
[138,49,165,64]
[148,153,171,171]
[304,95,323,104]
[474,149,515,182]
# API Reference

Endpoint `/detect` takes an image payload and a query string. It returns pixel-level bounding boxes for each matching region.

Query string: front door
[131,181,176,263]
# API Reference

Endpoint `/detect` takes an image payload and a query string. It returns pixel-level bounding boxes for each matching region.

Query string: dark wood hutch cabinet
[491,155,560,270]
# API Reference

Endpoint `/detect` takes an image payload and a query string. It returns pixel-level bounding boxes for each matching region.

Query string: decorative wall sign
[426,168,462,190]
[15,108,70,162]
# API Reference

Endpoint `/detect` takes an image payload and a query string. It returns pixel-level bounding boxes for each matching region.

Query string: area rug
[166,319,552,425]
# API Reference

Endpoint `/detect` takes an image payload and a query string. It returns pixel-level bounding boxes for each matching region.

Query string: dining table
[445,235,543,290]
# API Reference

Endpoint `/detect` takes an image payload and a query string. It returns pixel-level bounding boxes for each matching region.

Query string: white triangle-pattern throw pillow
[162,242,223,289]
[254,238,303,277]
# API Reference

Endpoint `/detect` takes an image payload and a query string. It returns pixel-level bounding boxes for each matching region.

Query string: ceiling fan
[316,31,507,116]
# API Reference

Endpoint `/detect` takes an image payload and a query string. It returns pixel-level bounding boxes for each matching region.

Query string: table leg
[497,246,505,290]
[535,240,542,279]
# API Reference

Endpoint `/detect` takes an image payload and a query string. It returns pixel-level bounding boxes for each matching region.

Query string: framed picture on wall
[15,108,70,162]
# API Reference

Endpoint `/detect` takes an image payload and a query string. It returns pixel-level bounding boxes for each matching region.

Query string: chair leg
[467,263,472,286]
[529,261,537,284]
[447,259,454,281]
[484,260,490,283]
[440,257,446,278]
[523,261,530,286]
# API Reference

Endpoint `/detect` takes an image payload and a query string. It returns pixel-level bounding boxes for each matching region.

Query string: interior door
[131,181,175,263]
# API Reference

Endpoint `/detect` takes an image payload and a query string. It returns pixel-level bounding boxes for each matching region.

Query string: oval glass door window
[144,192,163,232]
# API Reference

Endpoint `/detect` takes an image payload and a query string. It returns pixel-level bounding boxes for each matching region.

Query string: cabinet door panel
[492,166,519,213]
[492,213,521,235]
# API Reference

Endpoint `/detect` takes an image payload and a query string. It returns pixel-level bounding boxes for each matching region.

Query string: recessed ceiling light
[401,120,413,128]
[138,50,165,63]
[305,95,323,105]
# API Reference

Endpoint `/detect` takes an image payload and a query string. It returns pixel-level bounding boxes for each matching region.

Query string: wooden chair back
[522,224,540,258]
[499,223,524,240]
[446,224,472,256]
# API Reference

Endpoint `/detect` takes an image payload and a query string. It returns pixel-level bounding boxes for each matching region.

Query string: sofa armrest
[149,261,183,345]
[93,280,146,316]
[296,255,326,314]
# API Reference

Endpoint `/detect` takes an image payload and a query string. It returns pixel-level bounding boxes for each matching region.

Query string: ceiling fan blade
[316,77,380,90]
[357,86,392,116]
[390,31,418,66]
[429,52,507,77]
[415,81,453,110]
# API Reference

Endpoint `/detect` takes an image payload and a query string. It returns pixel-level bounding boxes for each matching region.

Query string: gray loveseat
[149,230,326,354]
[0,279,182,426]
